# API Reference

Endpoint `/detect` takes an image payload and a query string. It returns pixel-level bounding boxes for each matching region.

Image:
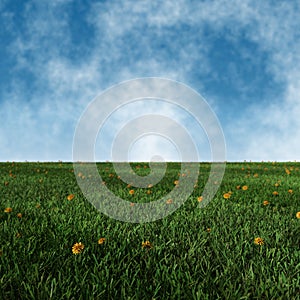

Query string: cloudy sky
[1,0,300,162]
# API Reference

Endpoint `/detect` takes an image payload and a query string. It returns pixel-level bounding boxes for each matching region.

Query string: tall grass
[1,162,299,299]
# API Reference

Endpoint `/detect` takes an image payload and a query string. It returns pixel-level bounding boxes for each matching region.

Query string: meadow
[0,161,299,299]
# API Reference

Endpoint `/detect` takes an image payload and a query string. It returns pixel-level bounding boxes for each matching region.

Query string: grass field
[1,161,300,299]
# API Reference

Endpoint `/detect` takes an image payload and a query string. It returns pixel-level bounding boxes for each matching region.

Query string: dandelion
[197,196,203,202]
[254,237,264,245]
[4,207,12,213]
[285,168,291,175]
[263,200,270,206]
[72,242,84,254]
[288,189,293,194]
[129,189,135,195]
[17,213,22,218]
[296,212,300,219]
[274,183,279,187]
[253,173,259,178]
[236,185,241,190]
[166,199,173,204]
[67,194,75,201]
[142,241,153,249]
[174,180,179,185]
[98,238,106,245]
[223,193,231,199]
[206,228,211,232]
[146,190,152,195]
[272,191,279,196]
[242,185,248,191]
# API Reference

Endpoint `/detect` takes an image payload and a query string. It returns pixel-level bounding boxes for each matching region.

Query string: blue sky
[1,0,300,161]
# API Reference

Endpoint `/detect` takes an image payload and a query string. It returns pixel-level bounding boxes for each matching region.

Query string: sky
[1,0,300,162]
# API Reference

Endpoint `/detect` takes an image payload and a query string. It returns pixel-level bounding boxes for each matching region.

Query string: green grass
[0,161,300,299]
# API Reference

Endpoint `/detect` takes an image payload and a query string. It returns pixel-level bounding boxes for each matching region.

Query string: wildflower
[254,237,264,245]
[142,241,153,249]
[236,185,241,190]
[98,238,106,245]
[4,207,12,213]
[206,228,211,232]
[147,184,153,188]
[129,189,135,195]
[146,190,152,195]
[296,212,300,219]
[127,184,132,188]
[223,193,231,199]
[242,185,248,191]
[17,213,22,218]
[288,189,293,194]
[166,199,173,204]
[72,242,84,254]
[263,200,270,206]
[174,180,179,185]
[67,194,75,201]
[197,196,203,202]
[272,191,279,196]
[253,173,259,178]
[285,168,291,175]
[274,183,279,187]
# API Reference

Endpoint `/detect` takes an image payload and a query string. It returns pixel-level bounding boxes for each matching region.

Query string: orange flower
[242,185,248,191]
[263,200,270,206]
[254,237,264,245]
[296,212,300,219]
[223,193,231,199]
[4,207,12,213]
[272,191,279,196]
[142,241,153,249]
[67,194,75,201]
[72,242,84,254]
[129,189,135,195]
[98,238,106,245]
[197,196,203,202]
[166,199,173,204]
[288,189,293,194]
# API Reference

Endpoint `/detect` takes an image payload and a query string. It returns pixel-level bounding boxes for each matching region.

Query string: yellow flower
[236,185,241,190]
[147,184,153,188]
[272,191,279,196]
[4,207,12,213]
[166,199,173,204]
[274,183,279,187]
[223,193,231,199]
[242,185,248,191]
[72,242,84,254]
[174,180,179,185]
[254,237,264,245]
[296,212,300,219]
[263,200,270,206]
[146,190,152,195]
[253,173,259,178]
[288,189,293,194]
[197,196,203,202]
[285,168,291,175]
[206,228,211,232]
[17,213,22,218]
[129,189,135,195]
[67,194,75,201]
[98,238,106,245]
[142,241,153,249]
